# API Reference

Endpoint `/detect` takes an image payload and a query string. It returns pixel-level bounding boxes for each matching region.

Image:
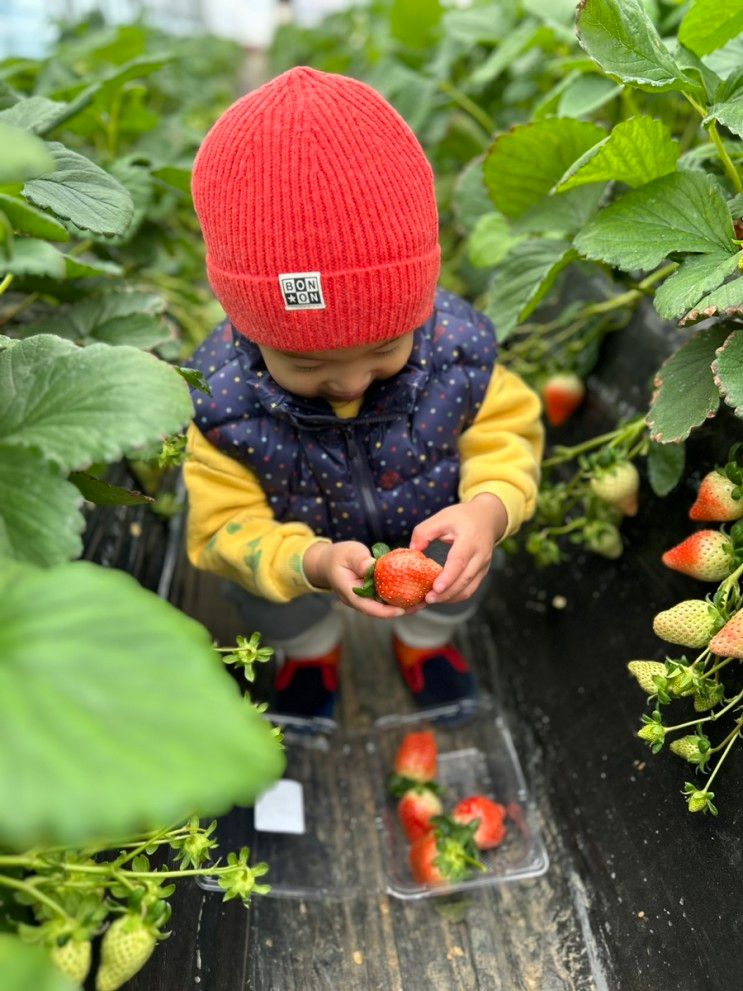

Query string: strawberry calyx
[388,774,443,799]
[428,814,486,880]
[353,543,390,599]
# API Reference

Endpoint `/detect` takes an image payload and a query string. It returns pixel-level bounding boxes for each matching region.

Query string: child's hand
[303,541,415,619]
[409,493,508,605]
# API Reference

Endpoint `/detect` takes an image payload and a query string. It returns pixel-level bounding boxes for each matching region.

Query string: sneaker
[272,644,340,720]
[393,634,478,709]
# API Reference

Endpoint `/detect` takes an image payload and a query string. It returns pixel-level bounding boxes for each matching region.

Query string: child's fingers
[426,543,473,601]
[432,563,488,604]
[409,515,452,552]
[345,592,406,620]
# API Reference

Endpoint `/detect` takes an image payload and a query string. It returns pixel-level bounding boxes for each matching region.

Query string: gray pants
[221,542,499,656]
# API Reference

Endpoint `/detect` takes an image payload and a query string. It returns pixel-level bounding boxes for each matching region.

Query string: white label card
[254,779,306,835]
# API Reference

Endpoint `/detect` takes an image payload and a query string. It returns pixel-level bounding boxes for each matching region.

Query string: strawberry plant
[0,20,285,990]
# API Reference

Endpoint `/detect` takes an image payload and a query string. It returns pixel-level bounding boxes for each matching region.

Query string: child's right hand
[303,541,414,619]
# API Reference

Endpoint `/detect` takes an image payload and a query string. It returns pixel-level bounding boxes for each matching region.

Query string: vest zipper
[343,426,386,546]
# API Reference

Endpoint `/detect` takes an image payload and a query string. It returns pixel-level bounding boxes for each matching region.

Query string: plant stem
[708,120,743,194]
[0,274,13,296]
[543,417,645,468]
[437,81,495,139]
[704,656,736,679]
[665,688,743,733]
[711,719,743,754]
[0,291,40,326]
[0,874,73,922]
[706,725,741,789]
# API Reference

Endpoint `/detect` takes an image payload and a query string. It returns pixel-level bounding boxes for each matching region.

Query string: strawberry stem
[706,725,742,790]
[0,874,74,922]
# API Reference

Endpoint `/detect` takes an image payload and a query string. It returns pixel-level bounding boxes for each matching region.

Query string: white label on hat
[254,779,305,834]
[278,271,326,311]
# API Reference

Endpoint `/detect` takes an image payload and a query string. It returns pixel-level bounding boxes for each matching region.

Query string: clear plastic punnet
[197,697,548,901]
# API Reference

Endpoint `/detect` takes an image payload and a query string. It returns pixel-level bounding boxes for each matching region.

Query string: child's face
[257,332,415,402]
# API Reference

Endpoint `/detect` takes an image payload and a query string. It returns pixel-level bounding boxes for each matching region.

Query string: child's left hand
[409,493,508,605]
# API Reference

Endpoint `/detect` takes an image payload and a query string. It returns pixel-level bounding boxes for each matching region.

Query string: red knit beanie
[191,65,441,351]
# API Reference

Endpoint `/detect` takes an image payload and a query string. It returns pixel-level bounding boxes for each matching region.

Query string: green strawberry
[96,915,156,991]
[627,660,667,694]
[590,462,640,516]
[50,938,92,985]
[693,681,725,711]
[652,599,721,648]
[669,734,710,767]
[584,522,623,559]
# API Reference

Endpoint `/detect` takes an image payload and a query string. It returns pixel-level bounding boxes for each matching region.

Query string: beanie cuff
[206,244,442,351]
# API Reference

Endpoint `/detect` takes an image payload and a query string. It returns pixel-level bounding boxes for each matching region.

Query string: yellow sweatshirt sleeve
[182,422,331,603]
[458,364,545,538]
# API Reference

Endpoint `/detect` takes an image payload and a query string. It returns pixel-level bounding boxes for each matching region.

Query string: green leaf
[63,254,122,279]
[390,0,442,49]
[0,935,75,991]
[0,96,68,134]
[575,171,735,270]
[681,276,743,323]
[0,123,54,183]
[468,21,538,90]
[647,325,731,442]
[484,118,605,218]
[678,0,743,57]
[151,164,192,194]
[22,290,166,346]
[0,334,193,471]
[704,69,743,138]
[557,74,622,118]
[0,447,84,565]
[1,238,65,278]
[576,0,690,92]
[654,251,741,319]
[176,365,212,396]
[511,185,604,236]
[0,559,285,847]
[705,36,743,80]
[647,440,685,495]
[467,213,525,267]
[0,193,69,241]
[712,330,743,417]
[440,4,512,44]
[555,116,679,192]
[452,156,491,234]
[23,142,134,237]
[485,239,576,340]
[69,470,154,506]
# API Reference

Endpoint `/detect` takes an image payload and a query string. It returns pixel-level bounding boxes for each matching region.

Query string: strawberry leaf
[554,116,679,193]
[712,330,743,418]
[647,325,731,442]
[574,172,735,271]
[704,68,743,138]
[654,252,741,320]
[678,0,743,57]
[647,441,686,496]
[680,277,743,325]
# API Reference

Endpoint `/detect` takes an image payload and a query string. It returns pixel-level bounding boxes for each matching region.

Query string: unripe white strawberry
[627,660,666,694]
[96,915,156,991]
[652,599,720,648]
[670,735,709,765]
[590,462,640,516]
[50,938,92,984]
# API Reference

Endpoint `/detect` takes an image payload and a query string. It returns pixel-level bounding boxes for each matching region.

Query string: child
[183,66,544,719]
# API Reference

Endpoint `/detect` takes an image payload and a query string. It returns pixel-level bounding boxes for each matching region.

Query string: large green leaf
[468,22,538,90]
[0,96,68,134]
[556,74,622,118]
[0,123,54,183]
[654,251,741,319]
[485,239,576,340]
[0,447,84,565]
[712,330,743,417]
[452,156,491,234]
[575,171,735,270]
[681,276,743,323]
[484,118,605,218]
[23,142,134,237]
[467,213,524,267]
[390,0,442,49]
[0,936,74,991]
[21,291,168,348]
[647,440,685,496]
[2,238,65,278]
[555,116,679,192]
[70,470,153,507]
[0,335,193,470]
[511,185,605,236]
[576,0,691,92]
[0,559,285,847]
[678,0,743,57]
[0,193,69,240]
[647,325,731,442]
[704,69,743,138]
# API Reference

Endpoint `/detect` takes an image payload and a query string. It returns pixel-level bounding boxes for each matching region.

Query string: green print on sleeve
[243,537,263,574]
[226,522,242,534]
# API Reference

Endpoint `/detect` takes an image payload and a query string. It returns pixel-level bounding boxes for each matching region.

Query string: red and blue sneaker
[272,644,340,720]
[393,634,478,709]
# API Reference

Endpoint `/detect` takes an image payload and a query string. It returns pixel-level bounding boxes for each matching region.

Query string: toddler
[183,66,544,719]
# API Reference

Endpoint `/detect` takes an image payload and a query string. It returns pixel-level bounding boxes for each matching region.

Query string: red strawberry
[451,795,507,850]
[690,471,743,522]
[398,785,443,841]
[408,820,485,886]
[541,373,585,427]
[709,610,743,659]
[389,730,437,795]
[354,543,443,609]
[661,530,735,582]
[590,462,640,516]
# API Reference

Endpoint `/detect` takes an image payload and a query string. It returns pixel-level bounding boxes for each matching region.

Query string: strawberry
[690,471,743,522]
[583,522,622,559]
[408,818,485,886]
[389,730,437,795]
[397,785,444,841]
[661,530,735,582]
[96,915,156,991]
[590,462,640,516]
[670,734,710,767]
[709,610,743,659]
[451,796,507,850]
[627,660,667,694]
[652,599,721,648]
[50,938,92,984]
[354,543,442,609]
[541,373,585,427]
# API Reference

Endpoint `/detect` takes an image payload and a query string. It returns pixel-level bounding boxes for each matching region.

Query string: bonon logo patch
[278,272,326,310]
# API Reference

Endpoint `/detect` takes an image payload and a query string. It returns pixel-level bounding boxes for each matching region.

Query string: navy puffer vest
[187,287,497,547]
